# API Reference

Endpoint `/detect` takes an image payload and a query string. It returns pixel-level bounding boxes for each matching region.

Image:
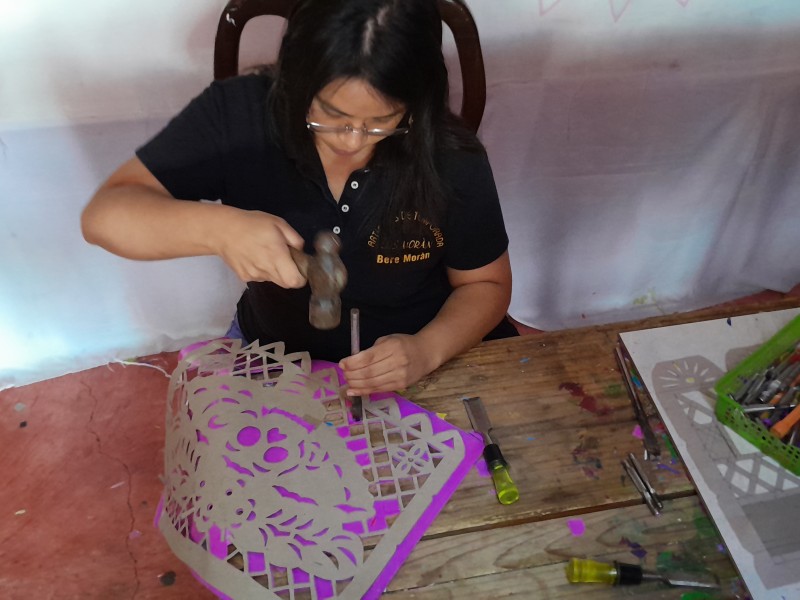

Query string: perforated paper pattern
[619,308,800,598]
[157,339,483,599]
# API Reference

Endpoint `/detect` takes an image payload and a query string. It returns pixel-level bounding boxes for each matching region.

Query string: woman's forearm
[415,277,512,372]
[81,183,229,260]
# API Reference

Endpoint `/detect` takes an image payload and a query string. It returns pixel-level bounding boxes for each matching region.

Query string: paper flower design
[539,0,691,21]
[652,355,722,393]
[391,440,434,477]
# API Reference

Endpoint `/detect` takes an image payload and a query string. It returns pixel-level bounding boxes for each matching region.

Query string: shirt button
[350,181,359,190]
[341,204,350,213]
[332,226,341,234]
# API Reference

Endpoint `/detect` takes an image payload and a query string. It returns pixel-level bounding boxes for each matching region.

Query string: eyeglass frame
[306,121,410,138]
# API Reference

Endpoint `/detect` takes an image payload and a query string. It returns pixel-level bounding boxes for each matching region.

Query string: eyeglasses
[306,121,409,138]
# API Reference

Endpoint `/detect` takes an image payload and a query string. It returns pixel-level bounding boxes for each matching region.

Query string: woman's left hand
[338,334,437,396]
[339,252,514,396]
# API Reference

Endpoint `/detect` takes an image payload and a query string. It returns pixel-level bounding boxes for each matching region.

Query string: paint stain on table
[572,433,603,479]
[560,382,612,416]
[620,536,648,559]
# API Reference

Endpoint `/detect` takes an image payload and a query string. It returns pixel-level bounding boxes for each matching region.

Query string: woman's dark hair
[268,0,481,245]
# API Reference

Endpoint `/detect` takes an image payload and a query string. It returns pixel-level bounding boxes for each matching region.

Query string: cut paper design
[538,0,691,21]
[620,310,800,597]
[539,0,564,16]
[651,355,800,496]
[157,339,483,600]
[609,0,633,22]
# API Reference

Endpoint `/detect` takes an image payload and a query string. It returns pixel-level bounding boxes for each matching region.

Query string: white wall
[0,0,440,389]
[3,0,800,389]
[1,0,246,389]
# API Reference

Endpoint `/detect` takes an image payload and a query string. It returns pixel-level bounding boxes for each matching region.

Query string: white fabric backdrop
[474,1,800,330]
[2,0,800,389]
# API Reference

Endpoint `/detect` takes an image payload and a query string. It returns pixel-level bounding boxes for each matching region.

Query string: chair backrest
[214,0,486,132]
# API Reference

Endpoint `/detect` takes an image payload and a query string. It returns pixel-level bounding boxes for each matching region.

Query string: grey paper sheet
[620,308,800,600]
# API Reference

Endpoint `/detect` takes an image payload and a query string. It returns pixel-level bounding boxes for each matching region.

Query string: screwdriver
[462,397,519,505]
[484,443,519,505]
[565,558,720,589]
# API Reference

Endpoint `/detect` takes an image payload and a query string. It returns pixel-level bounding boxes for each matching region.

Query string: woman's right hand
[214,209,307,288]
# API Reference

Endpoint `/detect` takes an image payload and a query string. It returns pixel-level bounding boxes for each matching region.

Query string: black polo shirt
[137,74,512,361]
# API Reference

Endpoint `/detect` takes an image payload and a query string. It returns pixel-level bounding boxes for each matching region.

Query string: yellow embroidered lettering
[403,252,431,263]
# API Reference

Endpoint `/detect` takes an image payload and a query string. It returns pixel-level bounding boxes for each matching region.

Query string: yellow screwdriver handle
[565,558,618,585]
[483,442,519,505]
[489,461,519,505]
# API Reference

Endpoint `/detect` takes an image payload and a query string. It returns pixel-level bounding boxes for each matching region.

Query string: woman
[81,0,515,397]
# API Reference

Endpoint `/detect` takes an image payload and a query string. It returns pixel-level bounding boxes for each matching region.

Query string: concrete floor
[0,351,216,599]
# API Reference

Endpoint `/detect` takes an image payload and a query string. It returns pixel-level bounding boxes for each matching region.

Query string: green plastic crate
[714,314,800,476]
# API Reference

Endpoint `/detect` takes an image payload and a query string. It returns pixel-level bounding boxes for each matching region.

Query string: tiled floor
[1,286,798,599]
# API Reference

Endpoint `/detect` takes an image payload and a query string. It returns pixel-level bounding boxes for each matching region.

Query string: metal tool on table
[734,341,800,408]
[565,557,720,590]
[289,231,347,330]
[615,345,661,459]
[754,379,800,421]
[741,399,799,414]
[765,362,800,439]
[725,341,800,442]
[754,361,800,406]
[621,452,663,516]
[349,308,363,422]
[788,421,800,446]
[462,397,519,505]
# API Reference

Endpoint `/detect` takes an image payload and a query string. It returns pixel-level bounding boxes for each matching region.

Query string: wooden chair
[213,0,486,132]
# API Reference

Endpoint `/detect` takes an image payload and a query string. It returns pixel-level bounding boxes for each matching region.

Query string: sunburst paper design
[651,355,800,497]
[157,339,483,599]
[539,0,691,21]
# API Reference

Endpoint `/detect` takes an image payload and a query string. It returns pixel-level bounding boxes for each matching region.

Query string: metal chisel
[615,345,661,458]
[349,308,363,421]
[463,396,519,505]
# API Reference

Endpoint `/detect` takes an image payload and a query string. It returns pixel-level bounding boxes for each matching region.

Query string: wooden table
[3,297,798,599]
